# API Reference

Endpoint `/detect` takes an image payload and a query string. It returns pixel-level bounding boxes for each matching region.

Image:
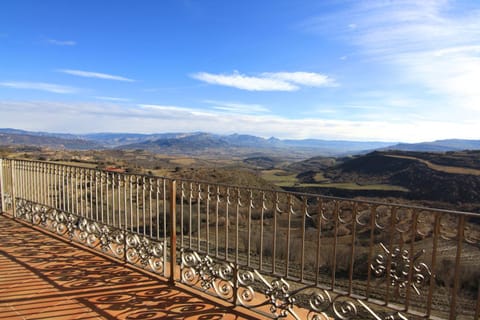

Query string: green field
[311,182,409,191]
[260,169,408,191]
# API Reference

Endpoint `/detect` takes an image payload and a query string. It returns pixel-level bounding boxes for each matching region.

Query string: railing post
[11,160,16,218]
[169,180,177,285]
[0,159,4,214]
[449,215,465,320]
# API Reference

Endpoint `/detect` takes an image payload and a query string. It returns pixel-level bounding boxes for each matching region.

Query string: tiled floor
[0,215,260,320]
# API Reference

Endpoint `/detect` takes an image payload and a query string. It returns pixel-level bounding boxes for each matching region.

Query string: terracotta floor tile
[0,215,262,320]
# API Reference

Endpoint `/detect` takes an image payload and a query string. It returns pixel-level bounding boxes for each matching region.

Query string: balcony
[1,159,479,319]
[0,215,257,319]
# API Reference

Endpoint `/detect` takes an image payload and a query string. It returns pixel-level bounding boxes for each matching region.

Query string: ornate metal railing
[1,158,479,320]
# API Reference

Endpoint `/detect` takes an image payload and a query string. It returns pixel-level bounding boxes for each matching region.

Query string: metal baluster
[75,168,79,215]
[404,209,418,312]
[130,175,134,232]
[100,172,104,223]
[225,187,230,261]
[0,159,4,213]
[259,191,266,272]
[136,176,140,234]
[162,178,167,277]
[156,178,160,239]
[90,169,94,220]
[315,198,323,285]
[272,192,278,274]
[197,183,202,251]
[285,194,292,277]
[180,182,185,251]
[112,173,115,226]
[331,200,339,290]
[449,215,465,319]
[300,197,307,282]
[142,176,146,236]
[215,186,219,258]
[80,169,84,217]
[149,177,153,238]
[118,174,122,228]
[169,179,176,284]
[95,171,99,221]
[206,185,211,255]
[123,175,125,230]
[106,172,110,225]
[11,160,16,217]
[348,202,358,295]
[235,188,240,265]
[247,190,252,267]
[189,182,193,249]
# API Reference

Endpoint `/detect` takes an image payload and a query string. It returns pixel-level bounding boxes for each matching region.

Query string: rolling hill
[0,132,102,150]
[382,139,480,152]
[1,128,479,158]
[285,151,480,209]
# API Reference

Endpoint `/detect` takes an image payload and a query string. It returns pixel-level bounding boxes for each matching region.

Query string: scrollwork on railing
[3,192,13,210]
[16,199,50,228]
[236,266,409,320]
[16,199,33,221]
[15,198,79,238]
[237,267,332,320]
[51,209,78,239]
[371,243,431,295]
[31,203,49,226]
[178,249,413,319]
[77,218,125,257]
[180,249,235,300]
[126,233,164,273]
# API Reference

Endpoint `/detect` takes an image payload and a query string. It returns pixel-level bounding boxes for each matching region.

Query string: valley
[2,143,480,213]
[1,131,480,318]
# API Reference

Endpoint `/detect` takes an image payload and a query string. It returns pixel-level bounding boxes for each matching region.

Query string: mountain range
[1,128,479,157]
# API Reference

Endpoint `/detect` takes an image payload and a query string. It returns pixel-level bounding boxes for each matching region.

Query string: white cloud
[191,71,297,91]
[1,100,478,142]
[303,1,480,112]
[203,100,269,114]
[137,104,213,117]
[59,69,135,82]
[265,72,336,87]
[47,39,76,46]
[0,81,79,94]
[191,70,336,91]
[95,96,131,102]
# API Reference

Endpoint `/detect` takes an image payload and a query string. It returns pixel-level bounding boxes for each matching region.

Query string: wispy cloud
[0,81,79,94]
[204,100,269,114]
[191,71,297,91]
[191,70,334,91]
[47,39,76,46]
[138,104,213,117]
[95,96,131,102]
[59,69,135,82]
[1,100,478,142]
[265,72,336,87]
[302,0,480,112]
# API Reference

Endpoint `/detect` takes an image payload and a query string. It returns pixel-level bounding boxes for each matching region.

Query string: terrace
[1,159,479,319]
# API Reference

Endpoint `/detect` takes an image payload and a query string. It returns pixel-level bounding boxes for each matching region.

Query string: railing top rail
[3,157,479,217]
[175,176,480,216]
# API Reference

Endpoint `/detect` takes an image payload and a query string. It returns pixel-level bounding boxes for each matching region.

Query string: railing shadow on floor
[0,214,260,320]
[1,158,480,320]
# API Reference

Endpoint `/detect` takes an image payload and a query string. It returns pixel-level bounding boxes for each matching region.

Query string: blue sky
[1,0,479,142]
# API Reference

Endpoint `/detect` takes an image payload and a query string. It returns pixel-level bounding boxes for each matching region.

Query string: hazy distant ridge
[1,128,479,155]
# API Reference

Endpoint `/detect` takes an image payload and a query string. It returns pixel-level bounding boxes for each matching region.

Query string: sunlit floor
[0,215,259,320]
